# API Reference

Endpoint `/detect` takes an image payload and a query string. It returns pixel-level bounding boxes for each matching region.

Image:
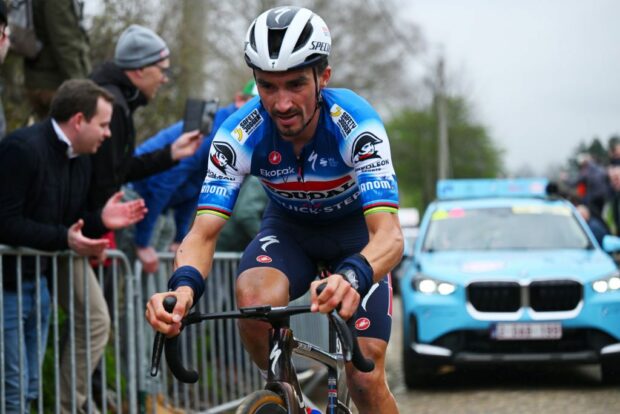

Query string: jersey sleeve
[336,102,400,216]
[196,117,251,220]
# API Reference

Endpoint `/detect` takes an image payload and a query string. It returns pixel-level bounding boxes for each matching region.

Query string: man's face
[0,24,11,64]
[254,66,330,141]
[137,58,170,100]
[74,98,113,154]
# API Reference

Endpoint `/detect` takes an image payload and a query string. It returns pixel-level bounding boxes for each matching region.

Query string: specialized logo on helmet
[210,141,238,174]
[231,109,263,144]
[267,7,297,28]
[351,133,382,163]
[330,104,357,137]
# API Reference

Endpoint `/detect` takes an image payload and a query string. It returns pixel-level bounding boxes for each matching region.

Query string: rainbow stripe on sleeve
[363,202,399,216]
[196,206,232,220]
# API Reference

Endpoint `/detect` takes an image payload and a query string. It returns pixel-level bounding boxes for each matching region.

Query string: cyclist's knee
[236,268,289,307]
[346,337,389,399]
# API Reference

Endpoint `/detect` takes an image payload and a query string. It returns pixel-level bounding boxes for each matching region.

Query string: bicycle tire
[236,390,288,414]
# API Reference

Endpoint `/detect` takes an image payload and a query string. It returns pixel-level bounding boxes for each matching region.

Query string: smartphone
[200,99,219,136]
[182,99,206,133]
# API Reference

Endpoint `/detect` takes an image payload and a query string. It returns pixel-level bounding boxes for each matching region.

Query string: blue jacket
[131,103,238,247]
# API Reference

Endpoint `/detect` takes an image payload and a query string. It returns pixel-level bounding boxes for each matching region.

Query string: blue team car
[399,178,620,388]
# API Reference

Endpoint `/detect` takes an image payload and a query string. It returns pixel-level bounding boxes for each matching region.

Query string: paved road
[385,296,620,414]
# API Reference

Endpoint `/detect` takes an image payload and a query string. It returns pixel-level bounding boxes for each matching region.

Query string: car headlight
[592,272,620,293]
[413,275,456,295]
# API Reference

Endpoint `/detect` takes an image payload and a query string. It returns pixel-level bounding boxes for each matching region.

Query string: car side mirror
[602,235,620,253]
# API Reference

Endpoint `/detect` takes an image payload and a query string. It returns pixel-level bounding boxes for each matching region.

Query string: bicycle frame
[266,316,351,414]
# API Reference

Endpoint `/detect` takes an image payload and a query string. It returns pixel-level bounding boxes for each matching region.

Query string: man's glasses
[152,64,172,79]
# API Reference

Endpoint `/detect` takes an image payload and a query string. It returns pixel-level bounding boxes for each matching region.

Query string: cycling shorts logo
[351,132,382,164]
[210,141,238,175]
[269,151,282,165]
[355,317,371,331]
[256,255,272,263]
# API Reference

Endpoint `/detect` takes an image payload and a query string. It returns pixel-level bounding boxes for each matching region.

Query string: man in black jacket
[0,79,146,413]
[88,24,202,209]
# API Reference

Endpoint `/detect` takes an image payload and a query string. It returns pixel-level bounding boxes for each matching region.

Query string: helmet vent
[268,28,286,59]
[293,23,313,53]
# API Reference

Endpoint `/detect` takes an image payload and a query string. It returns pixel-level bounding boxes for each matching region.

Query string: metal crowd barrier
[1,246,328,414]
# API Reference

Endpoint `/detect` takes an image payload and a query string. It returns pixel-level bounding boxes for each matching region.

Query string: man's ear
[70,112,85,131]
[320,66,332,88]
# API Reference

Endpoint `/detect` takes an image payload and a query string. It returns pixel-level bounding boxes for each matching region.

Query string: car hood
[413,249,616,284]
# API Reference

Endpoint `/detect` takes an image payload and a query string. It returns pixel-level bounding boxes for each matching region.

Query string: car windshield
[422,205,591,252]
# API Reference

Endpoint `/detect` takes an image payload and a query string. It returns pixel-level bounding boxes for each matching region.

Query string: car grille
[467,282,521,312]
[467,280,582,313]
[529,280,582,311]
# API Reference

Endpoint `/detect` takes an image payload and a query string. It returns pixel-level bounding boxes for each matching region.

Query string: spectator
[88,24,202,211]
[127,80,259,272]
[577,204,609,245]
[0,79,146,413]
[0,1,11,138]
[23,0,91,121]
[608,136,620,166]
[607,166,620,235]
[574,152,610,217]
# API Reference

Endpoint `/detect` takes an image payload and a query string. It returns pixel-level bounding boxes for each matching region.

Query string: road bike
[151,287,374,414]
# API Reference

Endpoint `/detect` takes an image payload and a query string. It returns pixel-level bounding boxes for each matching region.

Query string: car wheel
[601,360,620,385]
[402,340,437,389]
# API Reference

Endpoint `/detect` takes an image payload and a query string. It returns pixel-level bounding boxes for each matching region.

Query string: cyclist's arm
[361,211,404,281]
[146,213,226,336]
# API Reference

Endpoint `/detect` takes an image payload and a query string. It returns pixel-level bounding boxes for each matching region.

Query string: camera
[182,98,220,136]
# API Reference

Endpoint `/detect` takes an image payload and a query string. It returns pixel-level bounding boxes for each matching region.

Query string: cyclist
[146,6,402,413]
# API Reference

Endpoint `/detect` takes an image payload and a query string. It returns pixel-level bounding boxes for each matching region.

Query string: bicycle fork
[266,325,307,414]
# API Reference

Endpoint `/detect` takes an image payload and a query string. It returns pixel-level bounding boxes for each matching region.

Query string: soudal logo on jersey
[351,132,382,163]
[310,41,331,53]
[210,141,238,175]
[231,109,263,144]
[329,104,357,137]
[262,175,356,200]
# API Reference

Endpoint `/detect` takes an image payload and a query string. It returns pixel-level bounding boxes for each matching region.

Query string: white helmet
[244,6,331,71]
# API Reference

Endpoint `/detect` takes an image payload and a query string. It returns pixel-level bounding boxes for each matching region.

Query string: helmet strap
[297,66,322,135]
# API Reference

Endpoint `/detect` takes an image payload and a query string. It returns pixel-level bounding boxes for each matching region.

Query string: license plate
[491,322,562,340]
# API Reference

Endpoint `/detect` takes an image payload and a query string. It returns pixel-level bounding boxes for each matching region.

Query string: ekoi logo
[210,141,238,175]
[355,317,371,331]
[351,132,382,163]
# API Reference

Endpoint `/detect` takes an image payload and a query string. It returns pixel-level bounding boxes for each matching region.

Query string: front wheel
[236,390,287,414]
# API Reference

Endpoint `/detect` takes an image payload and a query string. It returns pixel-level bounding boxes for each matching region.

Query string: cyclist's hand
[145,287,194,337]
[310,274,360,320]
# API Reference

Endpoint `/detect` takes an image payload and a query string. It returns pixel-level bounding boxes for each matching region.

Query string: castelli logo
[256,255,272,263]
[355,317,371,331]
[269,151,282,165]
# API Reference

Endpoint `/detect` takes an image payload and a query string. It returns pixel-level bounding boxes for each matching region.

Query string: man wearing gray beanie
[89,24,201,210]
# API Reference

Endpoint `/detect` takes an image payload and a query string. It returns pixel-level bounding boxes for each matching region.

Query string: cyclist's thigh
[238,227,317,301]
[352,274,393,342]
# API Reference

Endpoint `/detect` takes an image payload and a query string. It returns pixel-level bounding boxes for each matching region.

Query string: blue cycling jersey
[197,88,399,222]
